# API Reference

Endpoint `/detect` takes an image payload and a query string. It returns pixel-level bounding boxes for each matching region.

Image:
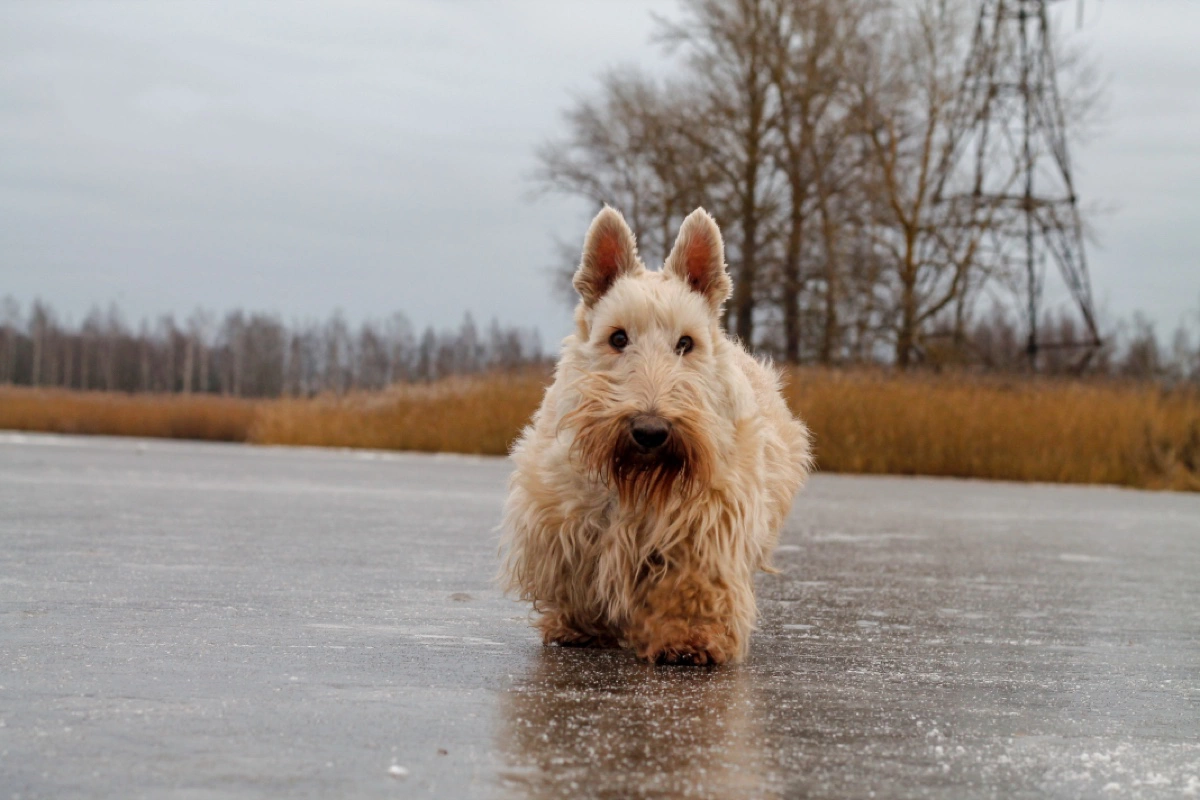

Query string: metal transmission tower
[937,0,1101,368]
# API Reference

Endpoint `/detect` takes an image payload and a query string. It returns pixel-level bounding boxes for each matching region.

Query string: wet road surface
[1,433,1198,798]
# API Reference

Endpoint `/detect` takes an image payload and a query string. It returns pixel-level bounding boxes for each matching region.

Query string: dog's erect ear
[664,208,732,313]
[573,206,642,307]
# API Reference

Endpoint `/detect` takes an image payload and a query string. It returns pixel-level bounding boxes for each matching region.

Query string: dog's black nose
[630,415,671,450]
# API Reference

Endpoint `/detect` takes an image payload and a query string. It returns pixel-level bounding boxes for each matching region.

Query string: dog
[501,206,811,665]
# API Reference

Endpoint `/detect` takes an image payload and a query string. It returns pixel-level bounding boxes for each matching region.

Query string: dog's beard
[564,399,713,510]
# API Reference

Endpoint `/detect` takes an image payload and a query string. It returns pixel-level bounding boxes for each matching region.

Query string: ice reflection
[497,647,778,799]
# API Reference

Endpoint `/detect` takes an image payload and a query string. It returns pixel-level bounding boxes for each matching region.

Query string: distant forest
[0,296,1198,397]
[0,298,544,397]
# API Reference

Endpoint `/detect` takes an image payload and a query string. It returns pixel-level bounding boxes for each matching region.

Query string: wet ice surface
[1,433,1198,798]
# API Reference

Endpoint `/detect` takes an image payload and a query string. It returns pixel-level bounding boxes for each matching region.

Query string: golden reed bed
[2,369,1197,492]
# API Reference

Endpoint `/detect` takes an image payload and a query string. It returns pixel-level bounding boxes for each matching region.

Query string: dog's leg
[536,609,619,649]
[627,565,752,666]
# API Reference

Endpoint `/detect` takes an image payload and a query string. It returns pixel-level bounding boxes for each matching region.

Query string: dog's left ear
[664,208,732,314]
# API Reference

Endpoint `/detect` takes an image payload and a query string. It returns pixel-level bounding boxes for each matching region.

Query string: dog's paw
[652,645,718,666]
[633,616,740,666]
[547,631,617,649]
[640,636,732,666]
[537,613,618,649]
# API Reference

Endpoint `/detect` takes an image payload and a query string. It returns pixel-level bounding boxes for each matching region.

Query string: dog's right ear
[573,206,642,308]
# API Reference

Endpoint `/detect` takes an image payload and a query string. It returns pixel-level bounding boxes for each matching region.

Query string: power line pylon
[937,0,1101,369]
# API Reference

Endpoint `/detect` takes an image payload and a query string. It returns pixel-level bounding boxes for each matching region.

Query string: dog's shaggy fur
[501,206,811,665]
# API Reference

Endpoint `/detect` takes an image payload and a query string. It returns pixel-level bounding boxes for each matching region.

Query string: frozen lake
[1,433,1198,798]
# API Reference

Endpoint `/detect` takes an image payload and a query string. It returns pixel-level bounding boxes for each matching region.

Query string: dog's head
[561,206,733,509]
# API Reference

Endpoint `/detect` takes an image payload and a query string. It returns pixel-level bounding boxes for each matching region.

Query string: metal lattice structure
[937,0,1101,367]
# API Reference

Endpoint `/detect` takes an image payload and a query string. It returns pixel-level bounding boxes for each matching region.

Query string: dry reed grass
[248,371,548,455]
[782,369,1200,492]
[0,387,257,441]
[2,369,1198,491]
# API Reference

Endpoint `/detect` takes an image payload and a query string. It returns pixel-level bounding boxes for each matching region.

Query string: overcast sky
[1,0,1196,341]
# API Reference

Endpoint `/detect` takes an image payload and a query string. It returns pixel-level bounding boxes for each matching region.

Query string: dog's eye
[609,329,629,350]
[675,335,694,355]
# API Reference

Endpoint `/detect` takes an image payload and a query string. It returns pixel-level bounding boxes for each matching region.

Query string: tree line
[1,295,1197,393]
[0,297,544,397]
[536,0,1108,369]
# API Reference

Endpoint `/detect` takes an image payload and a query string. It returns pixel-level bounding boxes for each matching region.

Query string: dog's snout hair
[563,391,714,512]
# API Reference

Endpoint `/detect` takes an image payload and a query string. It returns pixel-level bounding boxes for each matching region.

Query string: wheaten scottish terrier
[501,206,811,665]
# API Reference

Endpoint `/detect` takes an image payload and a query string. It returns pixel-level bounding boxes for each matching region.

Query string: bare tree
[357,320,390,391]
[764,0,875,362]
[80,308,100,391]
[658,0,783,344]
[1114,314,1161,380]
[849,0,1003,368]
[29,300,53,387]
[385,312,415,384]
[1,296,21,385]
[322,312,351,394]
[60,321,75,389]
[98,304,124,391]
[535,68,713,286]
